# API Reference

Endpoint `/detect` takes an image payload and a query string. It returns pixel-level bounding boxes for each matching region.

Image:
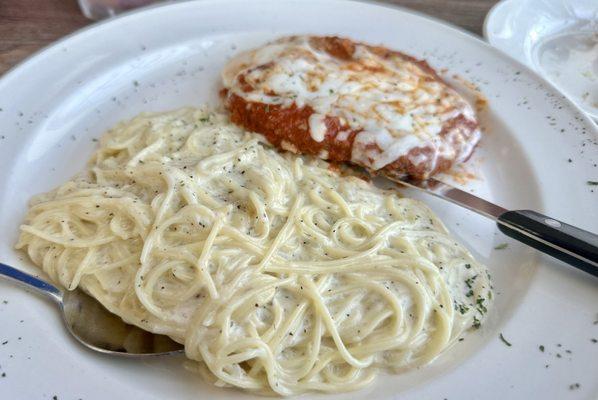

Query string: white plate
[0,1,597,399]
[484,0,598,120]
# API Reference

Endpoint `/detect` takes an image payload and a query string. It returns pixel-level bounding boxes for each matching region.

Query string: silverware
[388,177,598,277]
[0,263,184,356]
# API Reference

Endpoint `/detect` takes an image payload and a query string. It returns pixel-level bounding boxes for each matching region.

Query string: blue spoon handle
[0,262,62,303]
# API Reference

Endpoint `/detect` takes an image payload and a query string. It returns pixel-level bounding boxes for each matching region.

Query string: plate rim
[482,0,514,42]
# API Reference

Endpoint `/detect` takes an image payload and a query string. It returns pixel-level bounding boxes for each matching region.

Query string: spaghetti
[17,107,491,395]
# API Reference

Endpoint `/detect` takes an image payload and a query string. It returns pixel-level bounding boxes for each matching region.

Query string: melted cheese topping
[308,113,327,142]
[17,108,490,395]
[222,36,479,172]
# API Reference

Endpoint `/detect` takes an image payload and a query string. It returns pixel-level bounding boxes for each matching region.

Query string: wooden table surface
[0,0,498,76]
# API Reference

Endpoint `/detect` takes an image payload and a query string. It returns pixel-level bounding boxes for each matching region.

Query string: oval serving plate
[0,1,596,399]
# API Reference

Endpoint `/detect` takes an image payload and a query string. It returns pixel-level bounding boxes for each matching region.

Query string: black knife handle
[497,210,598,277]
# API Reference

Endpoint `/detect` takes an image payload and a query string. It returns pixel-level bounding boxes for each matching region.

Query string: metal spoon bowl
[0,262,184,356]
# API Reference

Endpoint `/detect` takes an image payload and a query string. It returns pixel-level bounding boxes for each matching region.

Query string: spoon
[0,262,184,356]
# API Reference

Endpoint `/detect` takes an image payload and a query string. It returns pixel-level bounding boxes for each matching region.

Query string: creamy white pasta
[17,108,491,396]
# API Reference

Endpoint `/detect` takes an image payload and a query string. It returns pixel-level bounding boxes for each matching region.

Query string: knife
[386,176,598,278]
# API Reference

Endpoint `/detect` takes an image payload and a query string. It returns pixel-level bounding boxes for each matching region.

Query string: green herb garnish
[499,333,512,347]
[494,243,508,250]
[476,297,487,314]
[465,275,478,289]
[569,383,580,390]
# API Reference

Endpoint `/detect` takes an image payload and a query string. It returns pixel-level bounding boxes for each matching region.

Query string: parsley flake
[499,333,512,347]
